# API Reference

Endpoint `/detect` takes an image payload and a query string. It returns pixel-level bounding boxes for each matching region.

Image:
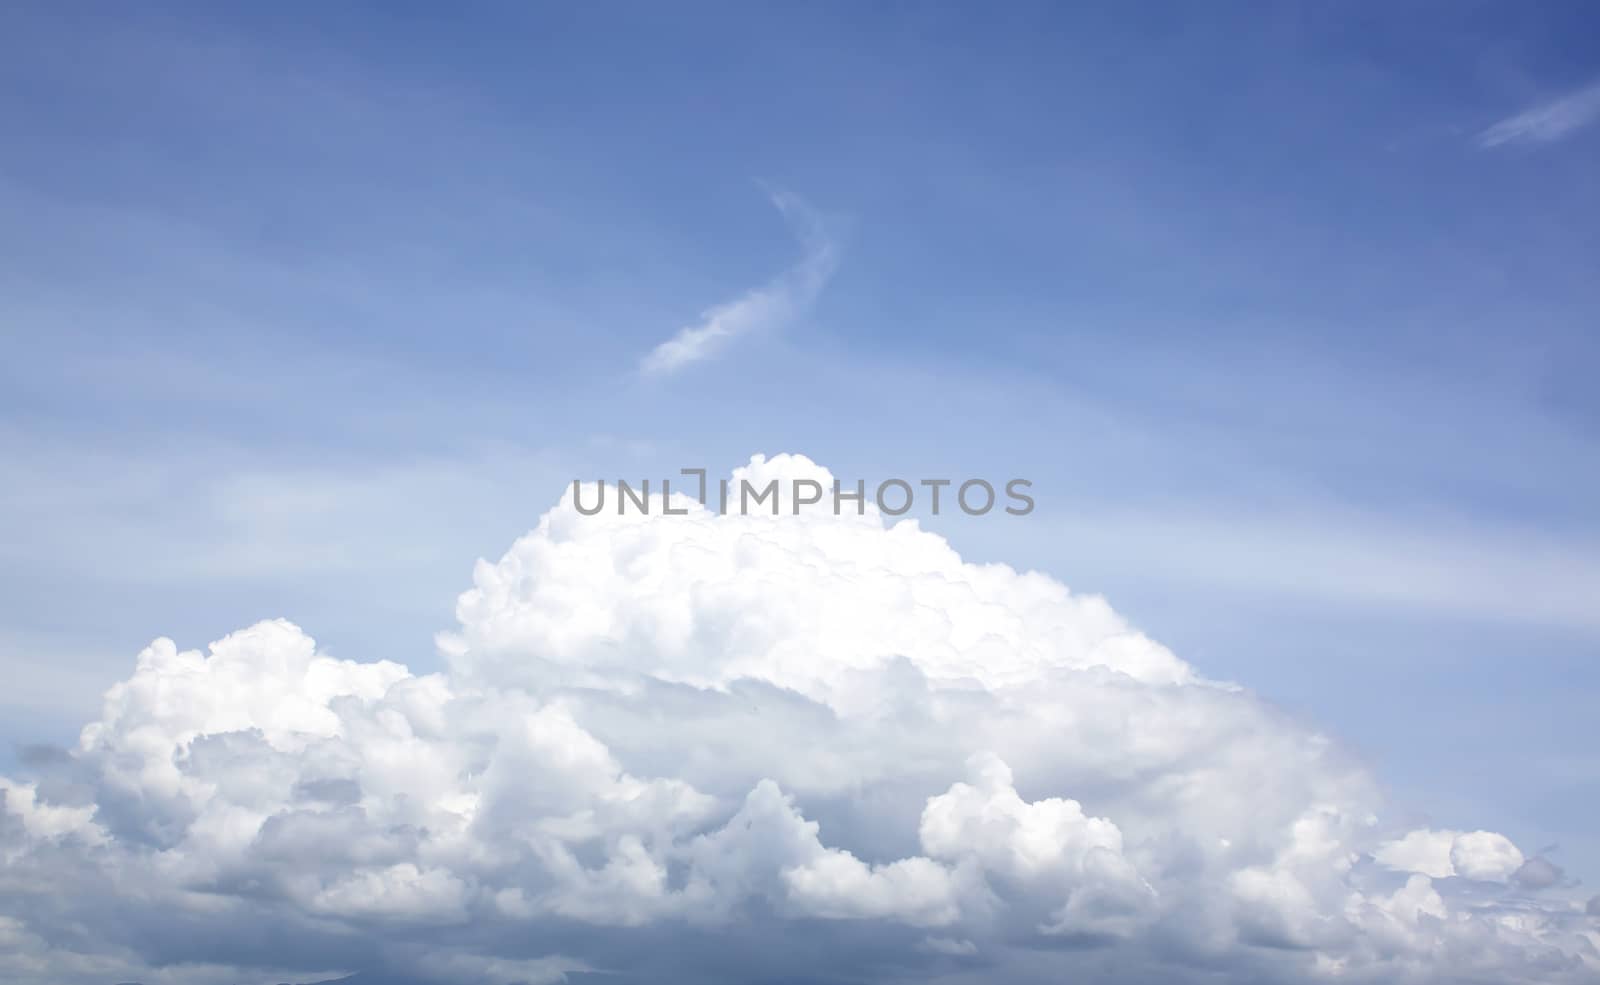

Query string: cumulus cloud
[1514,856,1567,890]
[1,454,1597,985]
[639,191,836,376]
[1373,828,1526,883]
[1479,79,1600,148]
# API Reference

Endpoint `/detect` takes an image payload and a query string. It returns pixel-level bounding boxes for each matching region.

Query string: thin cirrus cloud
[1478,79,1600,148]
[639,190,838,377]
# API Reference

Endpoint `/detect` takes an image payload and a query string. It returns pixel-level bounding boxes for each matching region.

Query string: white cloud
[1374,828,1526,883]
[1450,829,1528,883]
[1,454,1596,984]
[639,191,837,376]
[1479,80,1600,148]
[1374,828,1459,879]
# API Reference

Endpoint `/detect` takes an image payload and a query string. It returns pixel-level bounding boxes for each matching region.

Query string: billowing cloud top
[2,455,1596,985]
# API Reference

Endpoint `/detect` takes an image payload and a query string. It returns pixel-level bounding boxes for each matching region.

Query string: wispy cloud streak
[641,190,837,376]
[1478,80,1600,148]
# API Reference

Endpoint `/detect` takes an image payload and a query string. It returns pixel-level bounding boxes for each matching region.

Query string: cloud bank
[639,193,836,376]
[2,455,1597,985]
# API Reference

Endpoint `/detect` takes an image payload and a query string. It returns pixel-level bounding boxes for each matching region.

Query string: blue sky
[2,4,1600,977]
